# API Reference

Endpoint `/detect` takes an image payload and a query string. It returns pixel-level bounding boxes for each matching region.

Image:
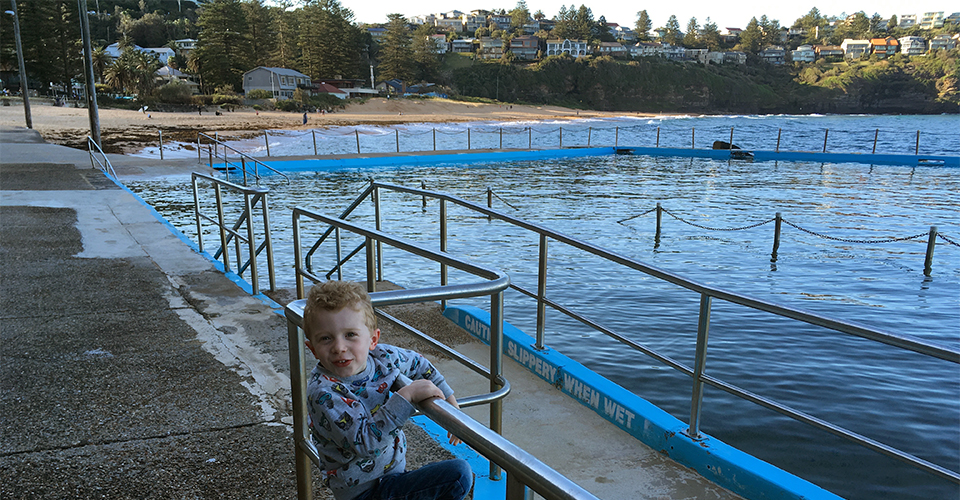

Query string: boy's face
[305,305,380,378]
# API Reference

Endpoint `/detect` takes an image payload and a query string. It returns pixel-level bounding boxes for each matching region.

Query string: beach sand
[0,98,644,154]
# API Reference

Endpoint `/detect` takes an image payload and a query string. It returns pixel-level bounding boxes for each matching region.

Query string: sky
[328,1,955,30]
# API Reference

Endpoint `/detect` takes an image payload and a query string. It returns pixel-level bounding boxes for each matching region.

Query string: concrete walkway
[0,127,740,499]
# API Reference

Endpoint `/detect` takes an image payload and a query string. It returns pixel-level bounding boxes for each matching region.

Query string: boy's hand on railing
[396,379,444,404]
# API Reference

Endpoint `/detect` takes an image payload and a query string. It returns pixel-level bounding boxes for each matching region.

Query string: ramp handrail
[86,136,116,179]
[197,132,288,184]
[353,181,959,486]
[191,172,276,294]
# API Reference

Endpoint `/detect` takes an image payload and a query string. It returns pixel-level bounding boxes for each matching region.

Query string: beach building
[724,51,747,64]
[242,67,311,100]
[103,43,174,65]
[814,44,844,59]
[450,38,476,53]
[155,66,199,94]
[629,41,663,57]
[596,42,628,58]
[899,14,917,28]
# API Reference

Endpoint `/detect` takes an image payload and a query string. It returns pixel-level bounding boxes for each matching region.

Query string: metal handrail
[197,132,289,183]
[191,172,276,294]
[286,212,547,498]
[356,181,959,485]
[86,136,116,179]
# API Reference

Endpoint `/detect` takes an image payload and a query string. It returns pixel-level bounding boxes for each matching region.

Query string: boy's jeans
[357,459,473,500]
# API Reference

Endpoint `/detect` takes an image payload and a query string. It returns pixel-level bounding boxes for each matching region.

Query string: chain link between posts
[618,205,954,246]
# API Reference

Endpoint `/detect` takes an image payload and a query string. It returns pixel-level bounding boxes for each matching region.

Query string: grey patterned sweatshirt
[306,344,454,500]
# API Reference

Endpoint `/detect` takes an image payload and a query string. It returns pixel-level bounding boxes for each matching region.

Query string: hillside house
[596,42,627,58]
[478,37,504,59]
[760,46,786,64]
[546,39,589,58]
[509,36,539,60]
[870,37,899,58]
[791,45,816,63]
[451,38,476,53]
[841,39,871,59]
[242,67,311,100]
[724,51,747,64]
[430,34,449,54]
[929,34,957,51]
[814,45,844,59]
[919,11,945,29]
[628,41,663,58]
[899,36,927,55]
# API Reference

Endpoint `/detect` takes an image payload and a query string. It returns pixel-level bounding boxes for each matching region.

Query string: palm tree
[91,46,111,84]
[105,58,133,94]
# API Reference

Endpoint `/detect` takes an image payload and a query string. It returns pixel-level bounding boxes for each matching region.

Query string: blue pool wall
[443,305,844,500]
[253,146,959,172]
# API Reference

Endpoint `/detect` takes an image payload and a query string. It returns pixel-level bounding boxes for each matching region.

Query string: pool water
[127,149,959,500]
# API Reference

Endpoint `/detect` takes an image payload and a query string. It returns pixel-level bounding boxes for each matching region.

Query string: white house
[840,39,871,59]
[791,45,816,63]
[242,67,311,100]
[546,39,589,58]
[899,36,927,55]
[929,34,957,51]
[104,43,173,65]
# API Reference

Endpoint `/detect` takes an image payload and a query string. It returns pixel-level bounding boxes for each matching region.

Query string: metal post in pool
[872,129,879,154]
[771,212,782,263]
[559,127,563,148]
[264,131,271,156]
[499,127,503,149]
[528,127,531,149]
[433,128,436,151]
[395,129,399,153]
[655,202,662,248]
[615,126,619,147]
[924,226,937,277]
[656,127,660,147]
[158,130,164,160]
[691,127,695,149]
[355,129,360,154]
[729,127,734,149]
[312,130,317,155]
[776,128,782,152]
[916,130,920,154]
[822,129,829,153]
[588,127,592,146]
[468,128,471,150]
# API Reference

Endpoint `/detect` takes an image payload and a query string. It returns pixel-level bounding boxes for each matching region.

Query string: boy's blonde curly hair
[302,281,377,342]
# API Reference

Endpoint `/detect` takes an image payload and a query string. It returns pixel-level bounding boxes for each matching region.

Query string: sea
[127,114,959,500]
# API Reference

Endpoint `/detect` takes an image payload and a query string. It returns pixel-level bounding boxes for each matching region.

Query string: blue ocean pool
[127,116,959,500]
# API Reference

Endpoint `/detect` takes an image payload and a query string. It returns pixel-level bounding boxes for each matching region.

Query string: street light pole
[78,0,100,146]
[6,0,32,129]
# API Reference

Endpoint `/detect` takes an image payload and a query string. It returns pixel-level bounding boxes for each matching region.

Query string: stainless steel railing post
[214,184,230,272]
[440,199,448,308]
[245,193,259,294]
[261,194,276,292]
[287,318,313,500]
[535,234,548,350]
[192,176,204,253]
[293,211,305,299]
[688,293,712,439]
[366,237,377,292]
[373,183,383,281]
[335,227,343,281]
[490,289,505,480]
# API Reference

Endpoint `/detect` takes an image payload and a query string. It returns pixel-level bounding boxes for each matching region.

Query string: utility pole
[78,0,101,146]
[6,0,31,129]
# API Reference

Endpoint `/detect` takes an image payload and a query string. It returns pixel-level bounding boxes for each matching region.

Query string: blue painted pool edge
[443,304,843,500]
[251,146,958,172]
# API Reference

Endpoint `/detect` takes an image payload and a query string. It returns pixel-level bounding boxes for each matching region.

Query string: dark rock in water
[712,140,741,150]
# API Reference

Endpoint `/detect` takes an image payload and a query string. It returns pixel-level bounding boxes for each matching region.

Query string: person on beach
[303,280,472,500]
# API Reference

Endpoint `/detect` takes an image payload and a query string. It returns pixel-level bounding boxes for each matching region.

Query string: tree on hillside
[574,5,595,41]
[635,10,652,41]
[683,17,699,47]
[298,0,363,79]
[663,15,682,45]
[758,15,781,47]
[700,18,721,50]
[242,0,278,68]
[411,22,439,83]
[739,17,762,53]
[379,14,413,83]
[271,0,300,69]
[887,15,898,31]
[509,1,530,33]
[192,0,253,93]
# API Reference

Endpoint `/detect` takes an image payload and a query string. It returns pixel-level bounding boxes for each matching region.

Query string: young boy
[303,280,473,500]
